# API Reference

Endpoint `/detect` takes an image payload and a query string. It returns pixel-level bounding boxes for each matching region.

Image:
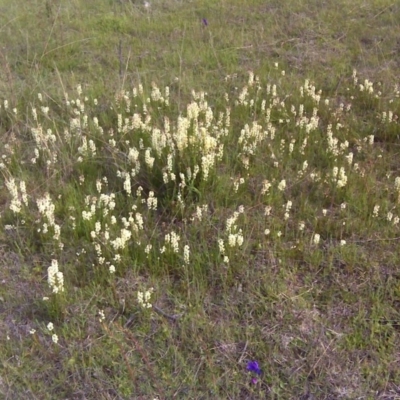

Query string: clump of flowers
[278,179,286,191]
[5,178,28,214]
[163,231,181,254]
[313,233,321,245]
[47,322,58,344]
[137,287,154,309]
[47,260,64,294]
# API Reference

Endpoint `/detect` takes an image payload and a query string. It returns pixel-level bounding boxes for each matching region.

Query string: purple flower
[247,360,262,375]
[251,377,258,385]
[202,18,208,26]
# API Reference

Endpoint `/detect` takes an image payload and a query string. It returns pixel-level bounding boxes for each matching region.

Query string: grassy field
[1,0,400,398]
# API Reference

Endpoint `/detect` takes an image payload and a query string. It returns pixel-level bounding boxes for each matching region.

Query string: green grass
[1,0,400,398]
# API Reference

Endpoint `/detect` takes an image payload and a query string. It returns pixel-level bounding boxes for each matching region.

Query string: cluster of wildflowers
[48,260,64,294]
[137,287,154,309]
[47,322,59,344]
[191,204,208,222]
[332,166,348,188]
[37,192,62,245]
[162,231,180,254]
[5,178,28,214]
[277,180,286,192]
[218,238,228,263]
[98,309,105,322]
[261,180,271,195]
[284,200,292,220]
[231,176,244,193]
[313,233,321,245]
[216,207,246,263]
[183,245,190,265]
[2,67,400,343]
